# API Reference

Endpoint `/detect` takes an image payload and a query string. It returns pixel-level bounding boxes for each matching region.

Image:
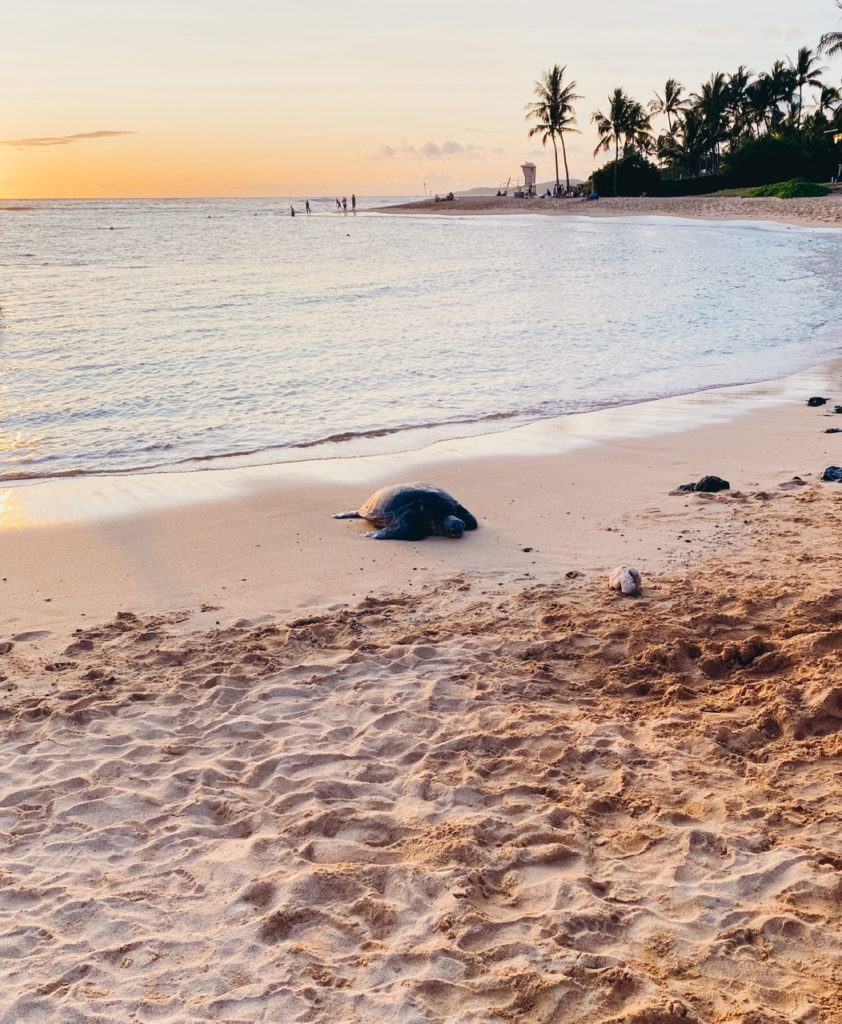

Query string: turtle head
[440,515,465,537]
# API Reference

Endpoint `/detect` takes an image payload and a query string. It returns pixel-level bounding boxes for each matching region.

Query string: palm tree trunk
[560,133,571,192]
[552,134,560,189]
[614,135,619,196]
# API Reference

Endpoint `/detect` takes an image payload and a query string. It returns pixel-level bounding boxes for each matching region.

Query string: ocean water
[1,197,840,482]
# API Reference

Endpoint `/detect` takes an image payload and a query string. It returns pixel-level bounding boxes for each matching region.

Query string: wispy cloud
[372,140,504,161]
[0,130,136,148]
[458,127,520,135]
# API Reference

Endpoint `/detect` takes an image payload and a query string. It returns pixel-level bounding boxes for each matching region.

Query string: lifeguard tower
[510,162,537,198]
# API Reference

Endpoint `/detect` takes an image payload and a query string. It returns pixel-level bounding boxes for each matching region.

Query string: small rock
[694,475,730,493]
[834,405,842,414]
[608,566,642,596]
[807,396,828,407]
[825,428,842,434]
[821,466,842,482]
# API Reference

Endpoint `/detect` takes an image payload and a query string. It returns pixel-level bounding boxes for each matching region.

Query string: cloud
[0,131,136,148]
[371,139,504,161]
[700,24,803,43]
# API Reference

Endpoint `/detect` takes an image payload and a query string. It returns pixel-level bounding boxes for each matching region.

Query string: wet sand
[2,362,842,1022]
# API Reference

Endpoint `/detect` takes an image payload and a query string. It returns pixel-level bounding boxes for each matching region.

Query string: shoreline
[374,192,842,228]
[4,355,840,523]
[5,337,840,488]
[2,355,840,640]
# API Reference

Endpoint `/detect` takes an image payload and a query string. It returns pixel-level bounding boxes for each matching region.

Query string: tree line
[526,1,842,196]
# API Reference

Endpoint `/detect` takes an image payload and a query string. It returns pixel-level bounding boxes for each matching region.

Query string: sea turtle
[333,482,478,540]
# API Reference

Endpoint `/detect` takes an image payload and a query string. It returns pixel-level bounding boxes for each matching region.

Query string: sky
[2,0,840,198]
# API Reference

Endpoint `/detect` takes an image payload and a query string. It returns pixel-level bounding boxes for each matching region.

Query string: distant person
[336,198,341,209]
[290,205,295,216]
[305,200,311,214]
[342,197,347,211]
[351,193,356,210]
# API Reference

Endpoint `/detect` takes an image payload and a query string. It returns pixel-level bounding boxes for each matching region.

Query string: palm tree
[789,46,826,127]
[649,78,685,134]
[525,65,582,192]
[819,1,842,58]
[665,107,709,177]
[767,60,798,127]
[747,73,777,133]
[592,88,652,194]
[691,73,731,173]
[817,83,842,116]
[726,66,754,143]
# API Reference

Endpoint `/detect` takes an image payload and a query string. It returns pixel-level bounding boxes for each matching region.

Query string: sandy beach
[2,351,842,1022]
[376,192,842,229]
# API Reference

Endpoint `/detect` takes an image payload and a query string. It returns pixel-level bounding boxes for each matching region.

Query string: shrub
[722,135,811,187]
[659,175,725,196]
[591,153,662,197]
[744,178,831,198]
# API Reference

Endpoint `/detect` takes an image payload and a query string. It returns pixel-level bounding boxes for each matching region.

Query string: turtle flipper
[363,515,426,541]
[453,504,478,530]
[333,511,362,519]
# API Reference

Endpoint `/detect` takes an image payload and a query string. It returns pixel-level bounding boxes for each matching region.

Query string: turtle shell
[358,482,451,525]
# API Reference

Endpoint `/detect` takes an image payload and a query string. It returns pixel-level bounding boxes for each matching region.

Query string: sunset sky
[3,0,840,198]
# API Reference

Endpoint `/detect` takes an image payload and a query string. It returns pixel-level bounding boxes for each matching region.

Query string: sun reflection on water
[0,489,33,529]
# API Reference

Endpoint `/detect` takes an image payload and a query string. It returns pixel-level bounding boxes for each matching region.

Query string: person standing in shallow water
[305,200,311,214]
[342,197,347,211]
[290,205,295,217]
[351,193,356,211]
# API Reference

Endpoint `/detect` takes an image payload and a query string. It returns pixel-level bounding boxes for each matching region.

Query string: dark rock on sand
[821,466,842,482]
[807,396,828,407]
[834,405,842,414]
[678,475,730,493]
[824,428,842,434]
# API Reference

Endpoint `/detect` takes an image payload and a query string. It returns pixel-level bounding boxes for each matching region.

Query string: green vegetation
[820,1,842,59]
[744,178,831,198]
[528,2,842,196]
[525,66,582,193]
[722,134,812,187]
[591,153,661,198]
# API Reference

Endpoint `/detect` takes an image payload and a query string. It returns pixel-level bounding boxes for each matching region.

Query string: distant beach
[377,190,842,228]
